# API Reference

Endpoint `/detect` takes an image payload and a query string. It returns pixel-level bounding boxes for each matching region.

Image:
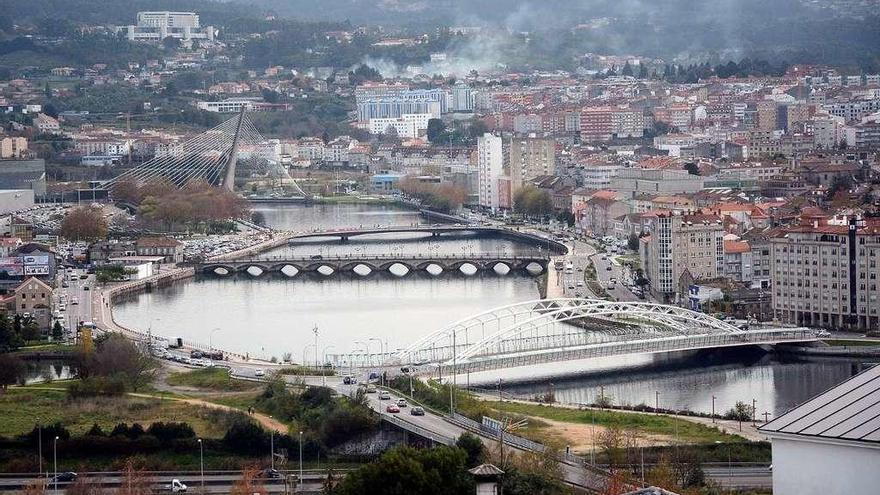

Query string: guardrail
[382,414,455,446]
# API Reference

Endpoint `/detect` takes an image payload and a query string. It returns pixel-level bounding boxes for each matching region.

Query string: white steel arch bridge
[340,298,818,374]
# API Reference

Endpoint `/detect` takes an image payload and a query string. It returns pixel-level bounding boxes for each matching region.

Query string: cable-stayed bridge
[104,109,307,196]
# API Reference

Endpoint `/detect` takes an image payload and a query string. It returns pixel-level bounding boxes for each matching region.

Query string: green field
[486,401,746,444]
[0,388,244,439]
[165,368,261,391]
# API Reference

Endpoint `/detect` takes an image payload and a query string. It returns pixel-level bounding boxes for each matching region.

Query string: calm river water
[114,203,874,415]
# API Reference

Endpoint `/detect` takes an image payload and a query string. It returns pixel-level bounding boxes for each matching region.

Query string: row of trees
[68,333,159,397]
[60,205,108,242]
[399,178,467,214]
[426,118,488,146]
[513,186,554,217]
[111,179,250,232]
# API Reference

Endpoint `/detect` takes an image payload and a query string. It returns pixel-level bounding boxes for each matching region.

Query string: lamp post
[313,326,319,377]
[322,345,335,387]
[368,338,383,366]
[712,395,716,423]
[198,438,204,493]
[37,422,42,478]
[209,327,221,350]
[53,436,58,495]
[298,431,303,485]
[302,344,315,372]
[270,418,275,470]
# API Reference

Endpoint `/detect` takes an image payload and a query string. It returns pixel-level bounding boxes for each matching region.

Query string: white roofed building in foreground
[759,364,880,495]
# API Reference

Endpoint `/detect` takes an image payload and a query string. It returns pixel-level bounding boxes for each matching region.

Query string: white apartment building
[771,216,880,331]
[477,133,504,211]
[122,11,214,42]
[611,109,644,138]
[811,113,847,149]
[368,113,431,139]
[641,212,724,302]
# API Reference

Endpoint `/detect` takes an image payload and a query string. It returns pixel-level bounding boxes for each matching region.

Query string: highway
[0,471,340,493]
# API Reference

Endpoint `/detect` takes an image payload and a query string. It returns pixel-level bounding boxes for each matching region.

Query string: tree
[683,162,700,176]
[725,401,754,422]
[0,354,25,391]
[162,36,180,51]
[223,419,268,455]
[336,446,473,495]
[61,206,108,241]
[456,433,485,468]
[426,119,446,143]
[231,466,267,495]
[52,320,63,340]
[74,333,158,391]
[513,186,553,217]
[117,460,153,495]
[627,234,640,252]
[597,426,626,470]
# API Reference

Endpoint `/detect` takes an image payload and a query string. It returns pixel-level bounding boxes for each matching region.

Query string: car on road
[343,375,354,385]
[259,468,282,479]
[83,286,90,291]
[606,266,612,271]
[310,254,323,260]
[576,282,584,288]
[254,369,265,377]
[51,472,77,483]
[164,479,187,492]
[397,398,407,408]
[378,391,391,400]
[386,404,400,413]
[79,274,88,279]
[365,384,377,393]
[410,406,425,416]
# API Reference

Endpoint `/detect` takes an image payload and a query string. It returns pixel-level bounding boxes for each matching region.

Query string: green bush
[67,376,127,398]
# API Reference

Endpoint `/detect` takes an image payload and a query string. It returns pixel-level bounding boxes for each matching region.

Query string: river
[114,203,874,416]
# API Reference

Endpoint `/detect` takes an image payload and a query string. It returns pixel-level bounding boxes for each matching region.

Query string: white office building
[122,11,214,42]
[477,133,503,211]
[368,113,432,139]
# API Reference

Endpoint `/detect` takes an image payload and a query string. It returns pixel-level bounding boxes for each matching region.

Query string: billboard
[23,255,50,265]
[0,257,23,277]
[24,265,50,275]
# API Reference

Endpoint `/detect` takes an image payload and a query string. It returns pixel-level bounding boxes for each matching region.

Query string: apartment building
[610,168,704,198]
[641,212,725,302]
[509,135,555,190]
[0,137,27,158]
[477,133,504,211]
[771,216,880,331]
[580,107,614,142]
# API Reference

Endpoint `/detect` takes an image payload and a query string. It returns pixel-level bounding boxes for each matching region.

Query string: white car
[254,369,265,377]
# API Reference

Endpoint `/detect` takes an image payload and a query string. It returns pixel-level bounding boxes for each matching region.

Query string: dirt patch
[522,415,675,454]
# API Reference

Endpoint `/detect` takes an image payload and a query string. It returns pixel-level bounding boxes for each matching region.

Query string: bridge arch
[391,299,762,368]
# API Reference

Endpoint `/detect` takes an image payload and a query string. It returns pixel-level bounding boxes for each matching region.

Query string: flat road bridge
[199,252,551,277]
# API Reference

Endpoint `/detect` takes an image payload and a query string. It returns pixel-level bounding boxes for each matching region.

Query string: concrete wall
[0,189,34,214]
[773,437,880,495]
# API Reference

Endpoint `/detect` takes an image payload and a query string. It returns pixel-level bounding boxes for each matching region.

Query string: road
[0,471,338,493]
[273,374,611,492]
[589,251,643,302]
[704,465,772,489]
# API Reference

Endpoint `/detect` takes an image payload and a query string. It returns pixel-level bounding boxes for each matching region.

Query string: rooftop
[759,364,880,445]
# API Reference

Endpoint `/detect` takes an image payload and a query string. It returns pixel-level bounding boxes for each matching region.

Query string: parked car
[254,369,265,377]
[410,406,425,416]
[386,404,400,413]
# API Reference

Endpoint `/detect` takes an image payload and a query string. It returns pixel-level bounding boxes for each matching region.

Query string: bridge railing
[382,414,456,446]
[213,252,551,264]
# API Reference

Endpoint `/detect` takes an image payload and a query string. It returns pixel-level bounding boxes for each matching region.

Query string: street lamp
[270,419,275,470]
[37,421,42,478]
[322,345,336,387]
[298,431,304,485]
[198,438,204,493]
[209,328,221,350]
[368,338,383,366]
[302,344,315,371]
[53,436,58,495]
